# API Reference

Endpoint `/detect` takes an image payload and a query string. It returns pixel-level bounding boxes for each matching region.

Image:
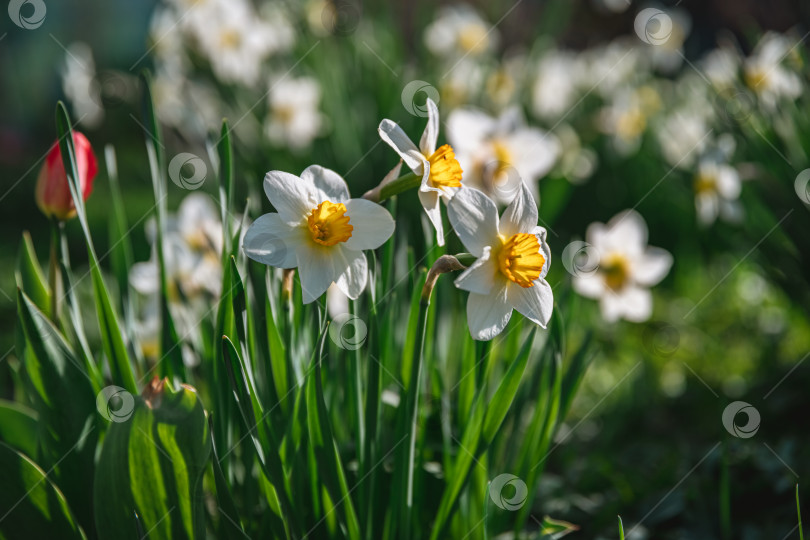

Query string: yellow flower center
[307,200,353,246]
[220,29,241,49]
[426,144,463,189]
[458,24,488,53]
[497,233,546,288]
[616,108,647,140]
[694,171,717,195]
[744,67,767,91]
[491,141,513,182]
[601,253,630,291]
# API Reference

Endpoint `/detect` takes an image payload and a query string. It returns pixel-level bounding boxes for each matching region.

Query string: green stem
[378,172,421,202]
[798,484,805,540]
[48,218,62,324]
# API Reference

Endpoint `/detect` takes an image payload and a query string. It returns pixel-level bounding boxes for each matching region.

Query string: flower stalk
[362,171,421,203]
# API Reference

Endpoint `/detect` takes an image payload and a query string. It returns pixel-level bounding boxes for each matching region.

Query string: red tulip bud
[35,132,98,220]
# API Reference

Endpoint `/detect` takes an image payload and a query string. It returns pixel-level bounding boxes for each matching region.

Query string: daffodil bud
[35,132,98,220]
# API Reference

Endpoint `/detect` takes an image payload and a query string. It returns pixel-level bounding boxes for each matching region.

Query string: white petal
[447,188,500,257]
[572,273,605,299]
[500,182,538,237]
[130,261,158,294]
[715,166,741,199]
[296,243,338,304]
[417,189,445,246]
[502,128,560,182]
[509,279,553,328]
[378,119,426,172]
[242,213,301,268]
[696,193,718,225]
[419,98,440,156]
[264,171,318,224]
[633,247,673,286]
[446,108,496,155]
[592,210,648,256]
[533,226,552,279]
[326,284,349,317]
[466,282,512,341]
[335,248,368,300]
[342,199,396,251]
[616,286,653,322]
[454,247,497,294]
[301,165,350,202]
[599,293,624,323]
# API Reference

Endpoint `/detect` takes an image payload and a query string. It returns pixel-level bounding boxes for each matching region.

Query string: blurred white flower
[532,49,585,123]
[573,210,672,323]
[655,108,712,168]
[379,98,463,246]
[446,106,560,204]
[439,59,485,110]
[242,166,395,303]
[581,39,647,99]
[188,0,294,87]
[701,47,740,90]
[598,85,661,155]
[131,193,223,301]
[424,5,497,59]
[485,54,525,110]
[326,283,350,318]
[694,158,742,226]
[265,76,324,150]
[62,42,103,129]
[744,32,802,109]
[447,184,553,340]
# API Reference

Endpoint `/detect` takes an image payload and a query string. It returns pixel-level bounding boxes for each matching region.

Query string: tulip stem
[48,218,62,324]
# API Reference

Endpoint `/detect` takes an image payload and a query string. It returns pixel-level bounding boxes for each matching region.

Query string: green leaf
[55,102,136,394]
[482,327,537,444]
[16,289,98,532]
[0,399,38,459]
[305,327,361,540]
[539,515,579,537]
[207,414,246,539]
[0,442,86,539]
[16,231,50,317]
[93,378,211,540]
[217,119,234,252]
[141,75,186,382]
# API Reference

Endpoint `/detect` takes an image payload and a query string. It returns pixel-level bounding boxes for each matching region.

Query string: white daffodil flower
[744,32,802,109]
[694,159,742,226]
[379,98,463,246]
[447,184,553,340]
[265,76,324,151]
[446,106,560,205]
[573,210,672,323]
[423,4,497,59]
[243,166,395,303]
[598,85,661,156]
